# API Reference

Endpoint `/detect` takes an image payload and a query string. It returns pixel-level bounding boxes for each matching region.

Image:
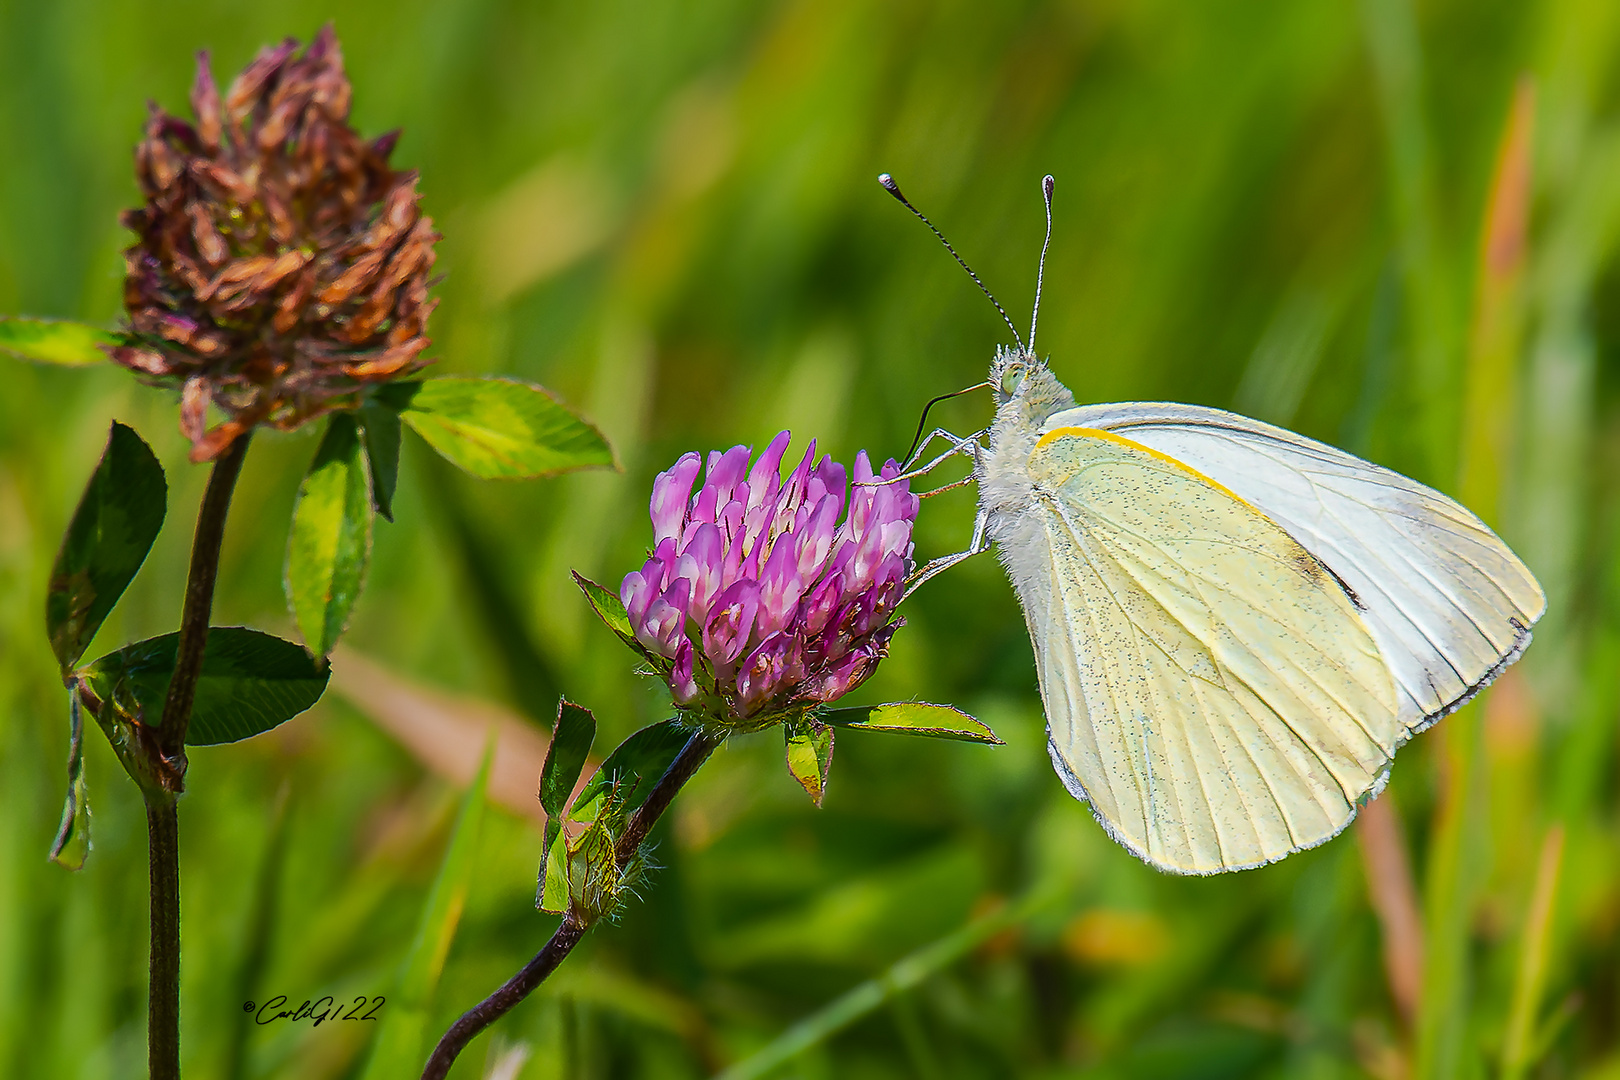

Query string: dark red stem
[147,433,251,1080]
[420,729,721,1080]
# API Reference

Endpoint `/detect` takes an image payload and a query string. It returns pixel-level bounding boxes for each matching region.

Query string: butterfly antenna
[1029,175,1055,353]
[878,173,1025,351]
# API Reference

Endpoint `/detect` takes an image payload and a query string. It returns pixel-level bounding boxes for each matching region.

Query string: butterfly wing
[1017,427,1403,874]
[1045,402,1545,733]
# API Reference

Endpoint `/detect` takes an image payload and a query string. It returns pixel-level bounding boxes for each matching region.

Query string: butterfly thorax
[980,346,1075,550]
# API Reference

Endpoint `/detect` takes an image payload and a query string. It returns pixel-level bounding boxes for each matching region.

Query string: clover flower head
[620,432,919,728]
[112,26,439,461]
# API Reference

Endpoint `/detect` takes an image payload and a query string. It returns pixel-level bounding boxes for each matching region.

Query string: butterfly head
[992,345,1074,427]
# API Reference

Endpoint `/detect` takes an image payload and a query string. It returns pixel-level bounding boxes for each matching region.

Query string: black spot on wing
[1282,544,1364,610]
[1318,558,1365,610]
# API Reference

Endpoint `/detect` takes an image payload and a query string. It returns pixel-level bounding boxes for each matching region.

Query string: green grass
[3,0,1619,1077]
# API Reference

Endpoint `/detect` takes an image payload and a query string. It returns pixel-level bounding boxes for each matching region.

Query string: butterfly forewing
[1023,427,1403,874]
[1047,403,1545,731]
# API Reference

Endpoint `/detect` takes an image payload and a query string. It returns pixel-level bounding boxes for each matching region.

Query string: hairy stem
[147,434,251,1080]
[420,729,722,1080]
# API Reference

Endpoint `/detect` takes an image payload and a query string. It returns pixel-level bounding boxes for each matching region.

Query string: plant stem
[611,730,720,864]
[420,729,722,1080]
[146,433,252,1080]
[159,433,252,757]
[147,800,181,1080]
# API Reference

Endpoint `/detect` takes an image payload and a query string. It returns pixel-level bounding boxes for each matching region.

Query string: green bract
[784,717,835,807]
[821,702,1002,744]
[538,716,692,920]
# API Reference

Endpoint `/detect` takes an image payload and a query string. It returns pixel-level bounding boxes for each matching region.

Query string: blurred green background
[3,0,1619,1076]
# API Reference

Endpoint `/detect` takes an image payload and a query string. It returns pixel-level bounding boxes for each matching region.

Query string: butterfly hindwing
[1020,427,1403,874]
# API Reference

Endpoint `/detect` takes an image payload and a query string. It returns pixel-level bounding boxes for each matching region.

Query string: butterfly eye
[1000,367,1026,396]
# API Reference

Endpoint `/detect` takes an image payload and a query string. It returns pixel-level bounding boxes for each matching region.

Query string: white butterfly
[884,174,1545,875]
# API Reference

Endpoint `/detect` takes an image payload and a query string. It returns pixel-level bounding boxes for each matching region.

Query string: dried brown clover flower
[113,26,439,462]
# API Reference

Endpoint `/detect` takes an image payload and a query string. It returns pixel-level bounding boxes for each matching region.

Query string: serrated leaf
[785,718,834,807]
[48,696,91,870]
[541,701,596,821]
[359,402,402,522]
[361,740,492,1080]
[46,422,167,675]
[388,376,615,479]
[574,719,691,819]
[0,316,119,365]
[286,414,373,659]
[573,571,642,652]
[81,627,330,746]
[821,702,1001,744]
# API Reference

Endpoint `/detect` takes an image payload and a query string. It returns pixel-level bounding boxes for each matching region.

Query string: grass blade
[1360,0,1458,481]
[360,739,494,1080]
[1501,824,1566,1080]
[1458,76,1536,523]
[714,888,1054,1080]
[223,783,291,1080]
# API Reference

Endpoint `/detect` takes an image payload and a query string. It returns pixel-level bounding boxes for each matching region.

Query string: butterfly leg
[904,427,978,469]
[902,505,990,601]
[918,472,977,498]
[881,428,986,486]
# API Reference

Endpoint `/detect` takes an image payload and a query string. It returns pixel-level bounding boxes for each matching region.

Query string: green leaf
[821,702,1001,744]
[286,414,373,660]
[541,700,597,821]
[46,422,167,675]
[388,376,616,479]
[0,316,119,365]
[785,718,835,807]
[573,719,692,818]
[359,402,402,522]
[538,828,571,914]
[81,627,330,746]
[361,740,492,1080]
[572,571,643,653]
[48,696,91,870]
[576,722,690,816]
[539,700,597,906]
